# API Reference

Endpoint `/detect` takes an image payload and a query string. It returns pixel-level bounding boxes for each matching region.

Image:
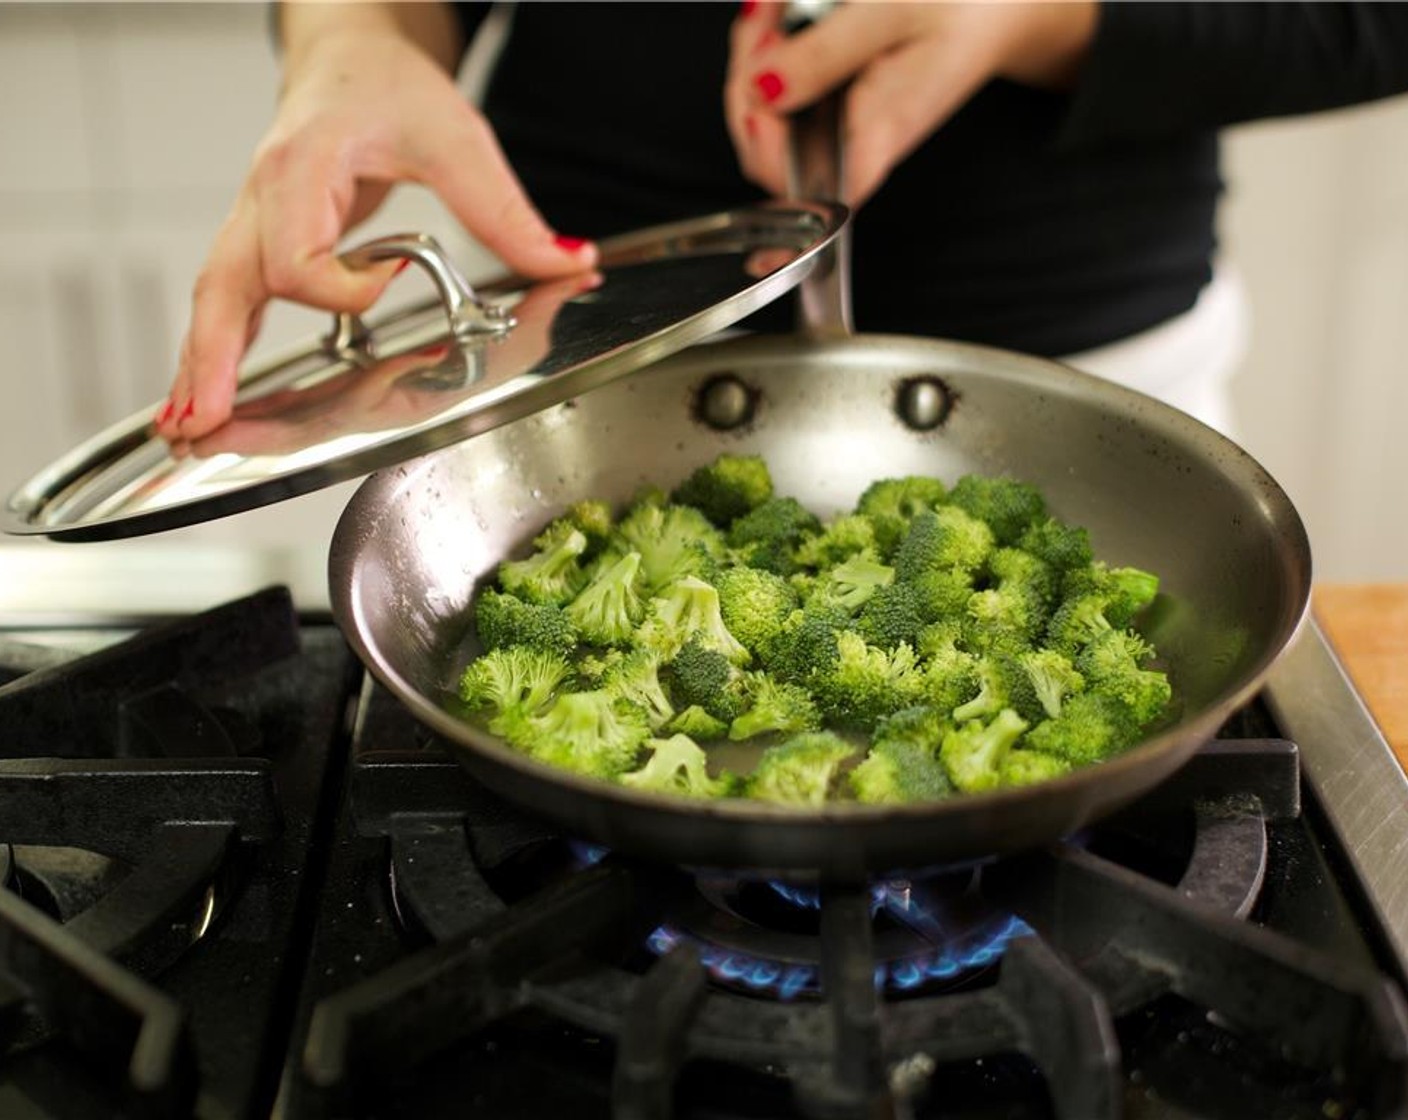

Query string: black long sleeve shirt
[454,2,1408,355]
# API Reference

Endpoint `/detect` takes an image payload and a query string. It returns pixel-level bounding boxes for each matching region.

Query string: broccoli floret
[668,638,752,722]
[609,503,726,595]
[499,689,650,779]
[855,476,948,558]
[851,739,955,804]
[459,646,574,725]
[537,500,615,560]
[940,708,1029,793]
[856,581,928,650]
[1007,649,1085,722]
[671,454,774,527]
[804,553,895,614]
[813,631,926,729]
[917,625,981,713]
[911,567,976,623]
[619,734,735,799]
[565,551,644,646]
[637,576,751,664]
[1044,593,1117,657]
[728,674,822,741]
[1061,562,1160,626]
[1074,629,1172,725]
[951,656,1013,724]
[945,475,1047,546]
[475,588,579,657]
[497,527,589,606]
[1019,517,1093,574]
[986,548,1059,615]
[666,704,731,741]
[1024,692,1140,766]
[715,566,798,657]
[871,704,953,754]
[598,648,675,730]
[728,497,821,575]
[962,584,1043,654]
[894,507,995,579]
[794,514,878,570]
[575,647,624,687]
[999,749,1073,787]
[745,732,857,807]
[759,606,846,685]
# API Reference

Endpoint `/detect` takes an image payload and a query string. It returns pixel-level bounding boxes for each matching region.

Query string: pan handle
[326,233,516,359]
[784,2,854,338]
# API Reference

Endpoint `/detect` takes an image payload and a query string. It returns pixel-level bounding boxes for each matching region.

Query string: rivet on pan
[694,374,758,431]
[895,376,954,431]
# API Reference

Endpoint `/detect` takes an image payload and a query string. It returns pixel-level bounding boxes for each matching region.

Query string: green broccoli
[986,547,1059,615]
[637,576,751,664]
[671,454,774,527]
[575,647,624,687]
[813,631,926,729]
[894,506,995,579]
[1023,692,1140,766]
[619,734,735,798]
[939,708,1030,793]
[609,503,726,595]
[945,475,1047,547]
[668,638,752,722]
[951,656,1014,724]
[1061,562,1160,626]
[1074,629,1172,725]
[1044,593,1117,657]
[728,673,822,741]
[962,584,1043,653]
[537,499,615,560]
[871,704,953,755]
[666,704,731,740]
[497,527,589,606]
[1007,649,1085,722]
[856,581,928,650]
[911,566,976,623]
[851,739,955,804]
[728,497,822,575]
[459,646,574,724]
[804,553,895,614]
[793,514,878,570]
[916,625,981,714]
[714,566,798,657]
[758,606,846,685]
[565,551,644,646]
[475,588,579,657]
[499,689,651,778]
[999,749,1073,787]
[746,732,857,806]
[598,648,675,730]
[855,476,949,558]
[1018,517,1093,574]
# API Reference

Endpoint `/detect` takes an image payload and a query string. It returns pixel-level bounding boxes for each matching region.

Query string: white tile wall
[0,3,1403,587]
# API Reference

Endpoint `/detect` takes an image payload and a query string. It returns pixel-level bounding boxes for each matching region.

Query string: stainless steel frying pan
[328,322,1311,879]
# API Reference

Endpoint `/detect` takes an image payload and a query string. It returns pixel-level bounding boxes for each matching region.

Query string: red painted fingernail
[755,70,786,103]
[739,0,757,16]
[554,235,588,253]
[393,260,411,276]
[179,397,195,421]
[156,399,174,425]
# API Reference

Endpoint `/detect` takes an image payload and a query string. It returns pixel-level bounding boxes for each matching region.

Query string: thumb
[423,111,597,278]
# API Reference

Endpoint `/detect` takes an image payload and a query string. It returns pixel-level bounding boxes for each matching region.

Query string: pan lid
[4,202,846,541]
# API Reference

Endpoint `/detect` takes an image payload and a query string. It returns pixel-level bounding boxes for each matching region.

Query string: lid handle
[327,233,515,358]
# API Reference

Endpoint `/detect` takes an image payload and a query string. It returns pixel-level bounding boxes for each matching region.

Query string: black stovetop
[0,589,1405,1120]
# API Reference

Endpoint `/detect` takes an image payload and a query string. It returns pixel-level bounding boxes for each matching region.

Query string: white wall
[0,3,1403,588]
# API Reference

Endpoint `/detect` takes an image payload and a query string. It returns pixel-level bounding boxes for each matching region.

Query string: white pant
[1059,268,1250,438]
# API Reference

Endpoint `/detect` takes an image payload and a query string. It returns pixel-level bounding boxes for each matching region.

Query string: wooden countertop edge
[1312,584,1408,773]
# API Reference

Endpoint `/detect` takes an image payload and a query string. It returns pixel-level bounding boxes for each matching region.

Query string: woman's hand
[157,2,596,442]
[725,1,1097,207]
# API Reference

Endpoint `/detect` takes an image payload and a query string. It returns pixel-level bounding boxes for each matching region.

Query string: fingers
[725,1,790,195]
[422,107,598,279]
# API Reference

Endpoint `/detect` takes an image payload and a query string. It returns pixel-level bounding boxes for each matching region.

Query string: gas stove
[0,587,1405,1119]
